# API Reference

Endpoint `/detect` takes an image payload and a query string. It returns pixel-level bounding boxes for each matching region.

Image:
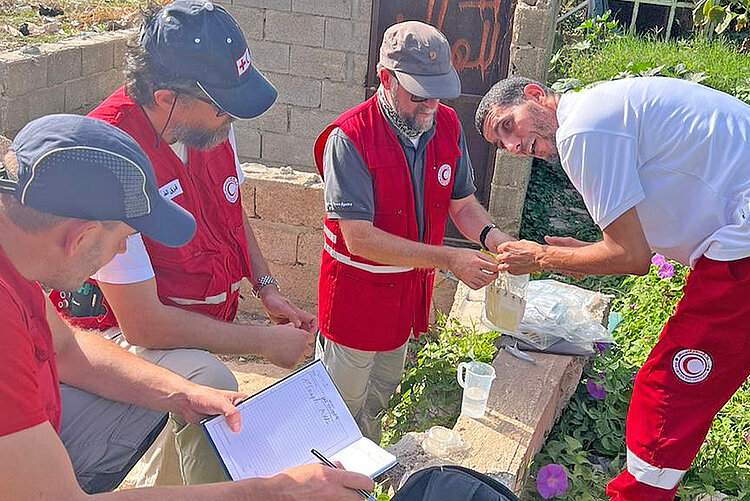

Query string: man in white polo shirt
[476,75,750,500]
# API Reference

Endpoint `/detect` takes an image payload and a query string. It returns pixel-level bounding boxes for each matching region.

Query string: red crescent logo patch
[672,349,712,384]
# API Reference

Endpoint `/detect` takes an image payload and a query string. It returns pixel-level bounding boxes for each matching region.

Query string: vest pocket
[328,267,403,341]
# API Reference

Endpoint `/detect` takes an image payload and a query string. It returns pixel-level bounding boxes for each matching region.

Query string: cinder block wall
[0,30,134,138]
[216,0,372,172]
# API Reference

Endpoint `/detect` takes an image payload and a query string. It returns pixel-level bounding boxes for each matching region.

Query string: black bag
[391,465,520,501]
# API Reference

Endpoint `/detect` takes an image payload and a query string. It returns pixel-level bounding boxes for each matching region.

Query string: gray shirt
[322,103,476,242]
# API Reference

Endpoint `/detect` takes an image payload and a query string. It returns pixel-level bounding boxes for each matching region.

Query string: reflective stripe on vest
[167,280,243,306]
[626,448,686,490]
[323,242,413,274]
[323,225,337,244]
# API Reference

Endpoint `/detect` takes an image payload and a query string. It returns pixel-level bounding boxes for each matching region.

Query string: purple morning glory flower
[651,253,667,267]
[586,376,607,400]
[536,463,569,499]
[594,342,611,354]
[657,262,674,280]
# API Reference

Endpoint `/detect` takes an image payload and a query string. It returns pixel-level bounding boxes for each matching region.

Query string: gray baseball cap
[379,21,460,100]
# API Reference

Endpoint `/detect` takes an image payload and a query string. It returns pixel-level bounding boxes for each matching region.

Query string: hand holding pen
[311,448,379,501]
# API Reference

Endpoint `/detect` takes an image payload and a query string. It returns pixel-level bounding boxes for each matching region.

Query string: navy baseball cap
[0,114,196,247]
[141,0,277,119]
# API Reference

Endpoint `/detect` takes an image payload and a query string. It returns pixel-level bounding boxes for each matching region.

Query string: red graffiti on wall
[396,0,504,80]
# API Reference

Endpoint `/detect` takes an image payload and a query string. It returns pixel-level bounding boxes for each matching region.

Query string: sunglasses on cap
[390,72,429,103]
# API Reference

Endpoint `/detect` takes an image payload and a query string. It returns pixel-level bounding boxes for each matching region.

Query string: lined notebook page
[203,360,395,480]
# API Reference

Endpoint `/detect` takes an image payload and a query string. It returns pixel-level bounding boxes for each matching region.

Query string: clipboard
[201,359,397,481]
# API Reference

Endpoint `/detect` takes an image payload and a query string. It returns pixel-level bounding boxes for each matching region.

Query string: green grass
[565,35,750,95]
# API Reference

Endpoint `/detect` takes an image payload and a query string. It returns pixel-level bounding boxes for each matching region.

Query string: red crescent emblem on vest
[672,349,712,384]
[223,176,239,203]
[438,163,452,187]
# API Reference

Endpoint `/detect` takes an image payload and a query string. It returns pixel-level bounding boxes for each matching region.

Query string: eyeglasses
[390,73,429,103]
[177,90,228,117]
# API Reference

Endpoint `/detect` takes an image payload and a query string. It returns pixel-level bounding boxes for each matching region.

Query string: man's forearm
[449,198,513,249]
[340,221,454,269]
[56,329,200,413]
[538,240,649,276]
[243,211,271,283]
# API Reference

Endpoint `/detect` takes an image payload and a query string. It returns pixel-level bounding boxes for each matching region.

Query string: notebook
[201,359,398,481]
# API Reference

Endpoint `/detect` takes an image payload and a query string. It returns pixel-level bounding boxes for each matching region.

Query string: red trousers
[607,256,750,500]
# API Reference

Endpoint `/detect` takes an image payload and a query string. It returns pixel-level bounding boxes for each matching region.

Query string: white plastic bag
[519,280,614,346]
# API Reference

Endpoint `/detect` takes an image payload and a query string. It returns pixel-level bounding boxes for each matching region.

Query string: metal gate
[366,0,516,244]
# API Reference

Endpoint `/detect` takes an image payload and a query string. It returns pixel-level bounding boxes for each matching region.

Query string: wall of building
[0,30,134,138]
[215,0,372,172]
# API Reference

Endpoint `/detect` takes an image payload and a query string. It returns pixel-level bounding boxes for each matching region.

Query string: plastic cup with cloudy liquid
[457,361,496,418]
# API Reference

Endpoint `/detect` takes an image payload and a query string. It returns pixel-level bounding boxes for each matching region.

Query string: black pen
[310,448,377,501]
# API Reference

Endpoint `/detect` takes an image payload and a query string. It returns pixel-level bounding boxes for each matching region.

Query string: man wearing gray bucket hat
[49,0,316,486]
[313,21,513,442]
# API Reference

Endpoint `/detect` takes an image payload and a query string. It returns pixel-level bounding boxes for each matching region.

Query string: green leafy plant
[381,316,498,446]
[693,0,750,35]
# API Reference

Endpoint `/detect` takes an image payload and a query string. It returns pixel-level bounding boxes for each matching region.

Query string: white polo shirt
[556,77,750,267]
[92,126,244,284]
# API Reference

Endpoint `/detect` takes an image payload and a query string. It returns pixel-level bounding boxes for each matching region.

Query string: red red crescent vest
[51,86,251,329]
[313,94,460,351]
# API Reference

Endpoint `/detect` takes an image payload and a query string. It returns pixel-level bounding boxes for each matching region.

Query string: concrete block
[266,72,321,107]
[488,185,526,237]
[47,46,82,86]
[113,33,134,68]
[64,68,123,114]
[324,18,369,54]
[233,124,262,159]
[508,46,549,81]
[240,183,256,218]
[261,131,315,169]
[289,107,338,138]
[248,175,324,227]
[290,46,347,81]
[248,219,303,264]
[252,103,289,134]
[491,151,532,190]
[292,0,352,19]
[28,84,65,121]
[251,40,291,74]
[430,270,458,323]
[350,52,369,85]
[298,229,322,265]
[224,5,265,41]
[351,0,373,21]
[0,55,47,97]
[321,80,365,112]
[265,10,325,48]
[232,0,291,10]
[267,261,319,305]
[511,5,556,48]
[0,96,29,137]
[82,41,114,76]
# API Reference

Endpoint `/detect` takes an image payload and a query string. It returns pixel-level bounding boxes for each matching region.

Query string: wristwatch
[253,275,280,298]
[479,223,498,251]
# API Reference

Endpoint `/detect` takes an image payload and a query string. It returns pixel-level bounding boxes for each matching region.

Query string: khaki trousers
[316,335,409,444]
[107,329,237,486]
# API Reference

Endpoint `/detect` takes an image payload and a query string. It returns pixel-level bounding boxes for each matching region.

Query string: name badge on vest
[159,179,184,201]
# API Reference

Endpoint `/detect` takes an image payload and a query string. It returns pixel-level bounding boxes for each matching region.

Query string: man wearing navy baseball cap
[0,114,372,501]
[49,0,317,486]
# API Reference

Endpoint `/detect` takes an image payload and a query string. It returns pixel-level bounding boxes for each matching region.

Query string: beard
[390,89,435,134]
[172,118,234,150]
[528,105,560,163]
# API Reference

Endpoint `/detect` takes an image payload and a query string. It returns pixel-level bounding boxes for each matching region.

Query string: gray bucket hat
[379,21,460,100]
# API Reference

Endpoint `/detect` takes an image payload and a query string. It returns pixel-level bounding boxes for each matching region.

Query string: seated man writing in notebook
[0,114,373,501]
